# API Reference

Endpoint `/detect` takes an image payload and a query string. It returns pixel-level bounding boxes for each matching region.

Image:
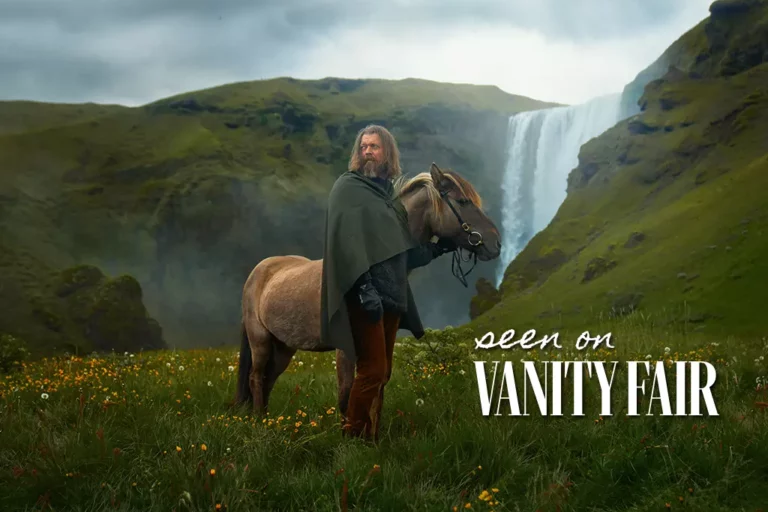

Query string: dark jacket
[362,176,436,312]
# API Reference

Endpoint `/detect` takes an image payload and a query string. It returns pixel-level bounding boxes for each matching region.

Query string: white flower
[645,354,652,360]
[216,358,221,362]
[124,351,129,356]
[228,365,235,372]
[664,347,671,354]
[226,447,231,453]
[298,361,304,366]
[178,365,185,371]
[130,354,135,358]
[207,381,213,387]
[166,363,171,368]
[761,356,765,361]
[415,398,424,406]
[459,369,466,375]
[41,393,49,400]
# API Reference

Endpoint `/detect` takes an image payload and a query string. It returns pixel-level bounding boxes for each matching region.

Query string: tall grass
[1,325,766,511]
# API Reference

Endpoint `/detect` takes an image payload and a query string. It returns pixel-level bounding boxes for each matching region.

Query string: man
[320,124,454,441]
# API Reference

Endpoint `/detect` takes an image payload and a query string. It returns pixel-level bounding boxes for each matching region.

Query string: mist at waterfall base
[496,92,638,287]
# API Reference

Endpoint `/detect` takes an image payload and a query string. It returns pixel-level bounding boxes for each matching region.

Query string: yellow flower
[210,469,216,476]
[478,490,491,501]
[464,504,472,509]
[176,446,182,452]
[201,444,207,451]
[373,464,380,469]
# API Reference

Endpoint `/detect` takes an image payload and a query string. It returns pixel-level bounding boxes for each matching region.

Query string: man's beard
[361,159,389,179]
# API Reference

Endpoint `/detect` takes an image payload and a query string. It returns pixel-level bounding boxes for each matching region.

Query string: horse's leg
[263,339,296,410]
[336,349,356,424]
[244,316,274,416]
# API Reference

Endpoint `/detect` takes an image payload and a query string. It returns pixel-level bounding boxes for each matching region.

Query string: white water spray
[496,93,626,287]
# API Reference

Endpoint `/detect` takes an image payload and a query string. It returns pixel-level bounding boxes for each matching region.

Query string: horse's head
[398,163,501,262]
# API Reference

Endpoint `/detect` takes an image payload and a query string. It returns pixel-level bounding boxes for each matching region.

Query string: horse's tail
[235,322,252,405]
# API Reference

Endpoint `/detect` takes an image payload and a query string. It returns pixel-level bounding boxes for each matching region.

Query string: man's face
[360,133,384,165]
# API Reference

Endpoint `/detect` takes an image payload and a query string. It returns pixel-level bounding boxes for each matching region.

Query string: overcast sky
[1,0,714,107]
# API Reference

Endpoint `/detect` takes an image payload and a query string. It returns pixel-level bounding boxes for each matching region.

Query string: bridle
[439,189,482,288]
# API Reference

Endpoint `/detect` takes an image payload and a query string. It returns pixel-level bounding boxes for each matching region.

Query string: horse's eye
[457,198,470,206]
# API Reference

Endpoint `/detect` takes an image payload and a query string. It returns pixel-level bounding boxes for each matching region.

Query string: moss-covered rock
[582,257,618,283]
[469,278,502,320]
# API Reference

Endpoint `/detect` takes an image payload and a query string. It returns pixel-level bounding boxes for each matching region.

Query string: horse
[234,163,501,416]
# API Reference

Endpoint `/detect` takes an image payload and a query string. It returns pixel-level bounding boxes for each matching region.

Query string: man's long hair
[347,125,402,180]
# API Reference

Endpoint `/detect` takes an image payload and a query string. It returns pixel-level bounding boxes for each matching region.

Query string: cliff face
[0,78,555,352]
[475,0,768,338]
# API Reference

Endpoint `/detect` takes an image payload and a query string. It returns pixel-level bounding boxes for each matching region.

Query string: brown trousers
[343,295,401,441]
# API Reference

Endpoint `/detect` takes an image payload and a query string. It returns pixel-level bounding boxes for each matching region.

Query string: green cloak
[320,171,425,362]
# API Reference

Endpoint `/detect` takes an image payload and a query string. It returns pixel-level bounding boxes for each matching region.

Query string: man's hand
[432,237,458,256]
[358,282,383,323]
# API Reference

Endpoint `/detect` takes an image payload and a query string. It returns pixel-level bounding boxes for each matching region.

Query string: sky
[1,0,715,107]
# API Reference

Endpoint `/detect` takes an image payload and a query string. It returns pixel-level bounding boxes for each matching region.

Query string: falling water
[496,93,626,287]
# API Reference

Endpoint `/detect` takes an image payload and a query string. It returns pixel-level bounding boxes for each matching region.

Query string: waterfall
[496,93,626,287]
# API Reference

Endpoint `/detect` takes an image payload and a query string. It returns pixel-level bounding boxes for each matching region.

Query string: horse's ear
[430,162,446,188]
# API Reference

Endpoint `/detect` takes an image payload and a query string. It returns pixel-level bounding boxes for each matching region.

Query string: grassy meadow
[1,319,767,511]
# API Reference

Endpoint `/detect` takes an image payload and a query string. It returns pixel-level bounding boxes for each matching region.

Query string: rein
[439,189,482,288]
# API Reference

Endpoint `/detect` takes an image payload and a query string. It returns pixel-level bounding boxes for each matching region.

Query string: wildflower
[226,447,231,453]
[216,505,222,511]
[373,464,380,469]
[645,354,652,360]
[492,488,499,493]
[41,393,49,400]
[210,469,216,476]
[216,358,221,362]
[459,369,466,375]
[464,504,472,509]
[664,347,671,354]
[176,446,182,452]
[207,381,213,387]
[201,444,207,451]
[166,363,171,368]
[415,398,424,406]
[228,366,235,372]
[178,365,185,371]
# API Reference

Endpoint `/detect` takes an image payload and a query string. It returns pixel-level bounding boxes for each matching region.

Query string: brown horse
[235,163,501,415]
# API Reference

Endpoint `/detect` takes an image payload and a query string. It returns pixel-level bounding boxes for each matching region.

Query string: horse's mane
[395,170,482,214]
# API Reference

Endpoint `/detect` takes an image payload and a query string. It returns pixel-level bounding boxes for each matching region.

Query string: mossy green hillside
[0,78,554,353]
[475,1,768,339]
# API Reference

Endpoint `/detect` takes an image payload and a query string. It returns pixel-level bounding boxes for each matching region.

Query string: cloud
[0,0,715,106]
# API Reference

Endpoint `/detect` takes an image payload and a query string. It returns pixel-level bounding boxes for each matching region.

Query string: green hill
[471,0,768,339]
[0,77,555,355]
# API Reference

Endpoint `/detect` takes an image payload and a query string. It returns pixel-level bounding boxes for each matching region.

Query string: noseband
[439,189,481,288]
